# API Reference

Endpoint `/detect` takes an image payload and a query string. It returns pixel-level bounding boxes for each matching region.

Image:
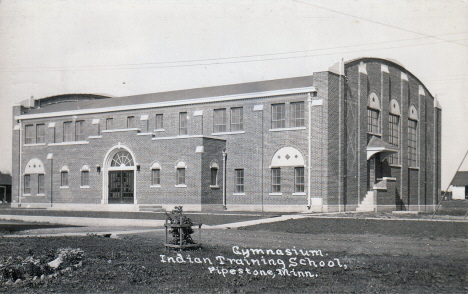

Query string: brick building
[11,58,442,212]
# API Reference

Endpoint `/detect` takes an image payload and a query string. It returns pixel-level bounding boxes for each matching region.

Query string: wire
[293,0,468,47]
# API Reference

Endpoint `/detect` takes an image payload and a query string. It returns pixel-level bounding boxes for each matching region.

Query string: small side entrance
[108,170,134,204]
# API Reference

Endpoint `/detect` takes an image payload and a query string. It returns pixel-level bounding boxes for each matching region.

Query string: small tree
[165,206,195,245]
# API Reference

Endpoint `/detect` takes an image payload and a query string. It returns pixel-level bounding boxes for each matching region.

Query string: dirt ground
[0,217,466,293]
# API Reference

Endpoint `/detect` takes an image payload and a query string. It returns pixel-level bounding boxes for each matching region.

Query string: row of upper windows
[23,102,307,144]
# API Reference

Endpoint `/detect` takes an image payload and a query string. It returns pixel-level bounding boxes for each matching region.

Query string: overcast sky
[0,0,467,188]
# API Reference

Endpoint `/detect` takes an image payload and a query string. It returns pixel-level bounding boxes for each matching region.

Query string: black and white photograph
[0,0,467,293]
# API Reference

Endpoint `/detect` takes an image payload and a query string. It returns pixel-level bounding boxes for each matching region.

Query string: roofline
[15,86,317,120]
[345,57,435,99]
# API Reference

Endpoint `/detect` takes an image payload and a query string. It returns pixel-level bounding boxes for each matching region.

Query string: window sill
[59,186,69,189]
[88,135,102,139]
[154,129,165,132]
[408,167,420,170]
[24,143,46,147]
[102,128,141,133]
[150,185,161,188]
[367,132,381,137]
[49,141,89,146]
[212,131,245,136]
[233,193,245,196]
[37,194,46,197]
[137,132,154,136]
[269,127,306,132]
[175,184,187,188]
[80,186,90,189]
[269,193,282,196]
[389,164,401,168]
[292,192,306,196]
[23,194,31,196]
[210,185,220,189]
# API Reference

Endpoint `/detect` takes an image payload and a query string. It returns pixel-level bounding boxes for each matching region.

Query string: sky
[0,0,467,188]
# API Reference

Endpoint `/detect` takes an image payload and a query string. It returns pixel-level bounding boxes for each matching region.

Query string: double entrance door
[108,170,134,204]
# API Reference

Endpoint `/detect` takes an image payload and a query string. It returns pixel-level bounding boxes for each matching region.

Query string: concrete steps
[356,191,376,212]
[138,205,164,212]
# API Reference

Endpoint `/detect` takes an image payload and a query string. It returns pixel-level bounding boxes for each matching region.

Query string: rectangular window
[179,112,188,135]
[61,171,68,187]
[176,168,186,185]
[127,116,135,128]
[211,168,218,186]
[367,109,380,134]
[63,121,73,142]
[294,167,305,193]
[235,169,244,193]
[271,104,286,129]
[230,107,244,132]
[75,120,85,141]
[290,102,305,127]
[388,114,400,165]
[36,124,46,143]
[24,175,31,194]
[81,170,89,186]
[271,168,281,193]
[213,109,227,133]
[25,125,34,144]
[152,169,160,185]
[106,118,113,130]
[408,119,418,167]
[38,174,45,194]
[155,114,163,130]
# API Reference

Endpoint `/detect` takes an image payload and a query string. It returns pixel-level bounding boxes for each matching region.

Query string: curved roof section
[345,57,434,98]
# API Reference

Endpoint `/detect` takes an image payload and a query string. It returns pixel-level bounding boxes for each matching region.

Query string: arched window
[24,158,46,195]
[270,147,305,194]
[408,105,419,167]
[175,161,186,186]
[151,162,161,186]
[60,165,69,187]
[111,151,134,167]
[80,165,90,187]
[388,99,401,165]
[210,162,219,187]
[367,92,381,134]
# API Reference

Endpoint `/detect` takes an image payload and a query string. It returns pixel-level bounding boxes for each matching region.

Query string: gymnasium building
[11,57,442,212]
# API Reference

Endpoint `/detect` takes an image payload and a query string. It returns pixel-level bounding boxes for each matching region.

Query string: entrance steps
[356,191,376,212]
[138,205,164,212]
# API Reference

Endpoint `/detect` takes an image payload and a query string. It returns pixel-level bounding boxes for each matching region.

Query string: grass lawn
[0,217,466,293]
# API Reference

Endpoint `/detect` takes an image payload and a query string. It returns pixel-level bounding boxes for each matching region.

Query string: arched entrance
[102,145,137,204]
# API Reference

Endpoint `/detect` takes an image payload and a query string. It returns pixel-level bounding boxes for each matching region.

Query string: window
[176,168,186,185]
[63,121,73,142]
[60,166,69,187]
[179,112,188,135]
[271,104,286,129]
[290,102,305,127]
[388,114,400,165]
[408,119,418,167]
[210,162,219,187]
[24,175,31,194]
[97,123,101,136]
[106,118,113,130]
[36,124,46,143]
[38,174,45,194]
[231,107,244,132]
[235,169,244,193]
[152,169,160,186]
[127,116,135,128]
[81,170,89,186]
[271,168,281,193]
[294,167,305,193]
[155,114,163,130]
[25,125,34,144]
[367,109,380,134]
[75,120,85,141]
[213,109,227,133]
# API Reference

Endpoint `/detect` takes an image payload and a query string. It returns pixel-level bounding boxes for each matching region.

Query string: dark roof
[0,173,12,185]
[452,171,468,186]
[24,75,314,115]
